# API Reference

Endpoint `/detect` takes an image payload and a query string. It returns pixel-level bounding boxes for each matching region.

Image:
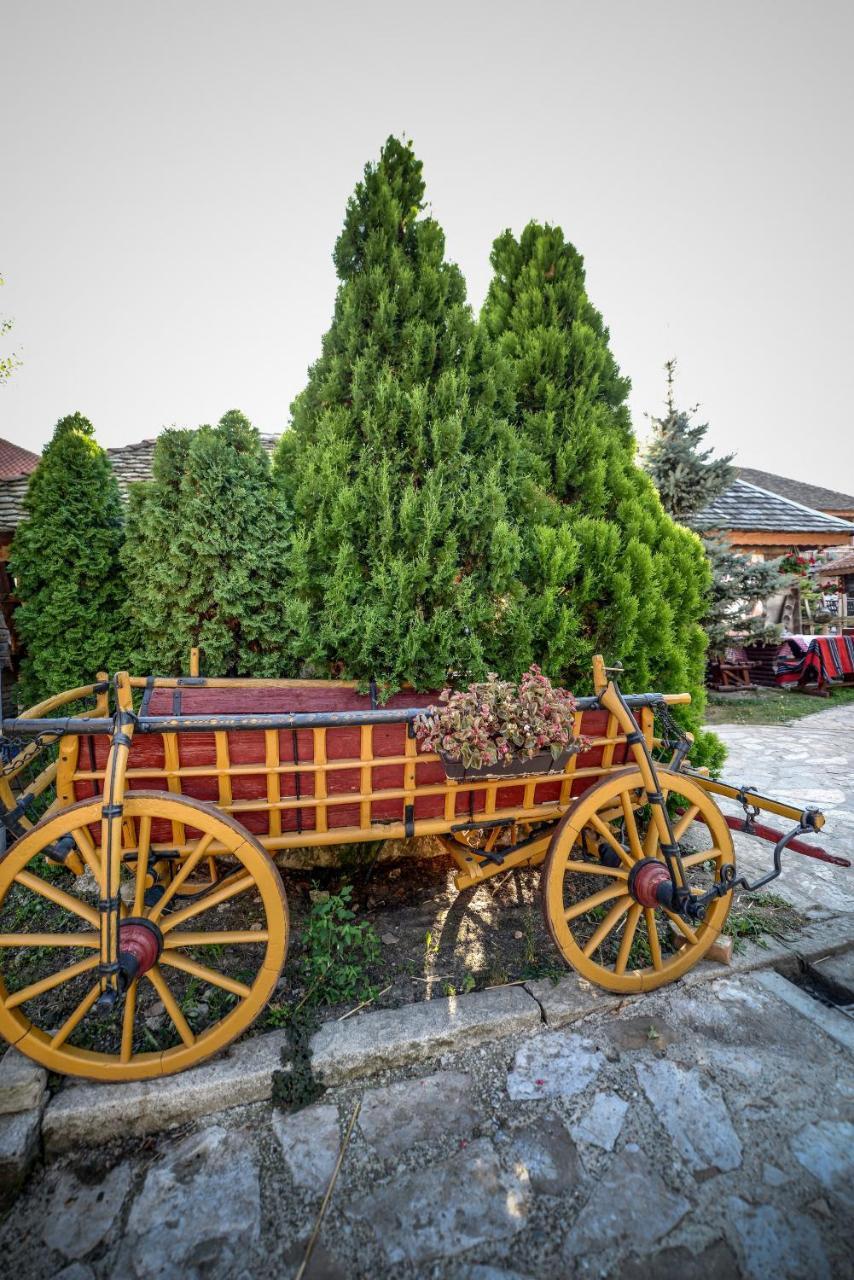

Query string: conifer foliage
[480,224,715,734]
[11,413,126,704]
[643,364,786,656]
[644,360,735,520]
[274,137,524,689]
[123,411,290,676]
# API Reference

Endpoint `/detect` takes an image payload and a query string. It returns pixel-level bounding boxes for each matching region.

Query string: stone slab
[0,1047,47,1115]
[507,1030,605,1101]
[43,1030,287,1153]
[116,1125,261,1279]
[562,1150,691,1268]
[754,969,854,1053]
[727,1195,831,1280]
[635,1058,742,1175]
[569,1091,628,1152]
[524,973,619,1027]
[350,1137,529,1266]
[0,1104,41,1195]
[272,1102,340,1191]
[789,1119,854,1206]
[505,1112,581,1194]
[310,987,540,1085]
[43,1162,132,1260]
[358,1070,478,1155]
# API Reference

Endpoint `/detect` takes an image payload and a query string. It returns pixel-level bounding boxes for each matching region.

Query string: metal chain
[651,698,689,750]
[0,731,62,776]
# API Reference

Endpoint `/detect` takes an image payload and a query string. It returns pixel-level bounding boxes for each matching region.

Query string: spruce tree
[480,224,715,760]
[274,136,526,689]
[643,364,786,656]
[124,411,291,676]
[644,359,735,520]
[11,413,126,704]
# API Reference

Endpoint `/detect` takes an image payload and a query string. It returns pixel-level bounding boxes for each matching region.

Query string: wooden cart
[0,655,845,1081]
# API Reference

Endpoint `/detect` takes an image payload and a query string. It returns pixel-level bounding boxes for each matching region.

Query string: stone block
[272,1102,341,1191]
[635,1058,742,1174]
[310,987,540,1085]
[350,1138,529,1266]
[358,1070,478,1156]
[43,1162,132,1260]
[0,1104,41,1195]
[524,973,619,1027]
[43,1029,287,1153]
[0,1046,47,1115]
[563,1150,690,1267]
[507,1030,606,1101]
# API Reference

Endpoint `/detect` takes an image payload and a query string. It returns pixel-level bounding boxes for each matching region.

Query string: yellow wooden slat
[215,732,232,808]
[313,727,328,834]
[360,724,373,831]
[265,730,282,838]
[162,734,185,845]
[601,712,618,772]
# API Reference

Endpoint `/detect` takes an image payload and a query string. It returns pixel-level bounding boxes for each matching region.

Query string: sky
[2,1,853,490]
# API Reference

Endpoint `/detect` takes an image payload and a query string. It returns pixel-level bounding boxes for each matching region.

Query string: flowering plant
[413,666,585,772]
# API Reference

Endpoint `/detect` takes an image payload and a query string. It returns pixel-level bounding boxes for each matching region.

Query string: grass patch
[704,685,854,727]
[724,891,806,950]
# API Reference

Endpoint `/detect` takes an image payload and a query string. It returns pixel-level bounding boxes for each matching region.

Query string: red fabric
[74,686,625,843]
[776,635,854,687]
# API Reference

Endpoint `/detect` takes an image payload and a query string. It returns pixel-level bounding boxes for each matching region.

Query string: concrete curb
[43,1030,288,1154]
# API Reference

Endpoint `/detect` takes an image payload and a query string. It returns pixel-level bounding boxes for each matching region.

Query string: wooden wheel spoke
[564,860,628,881]
[159,872,258,934]
[147,833,216,923]
[587,814,634,871]
[163,929,269,948]
[673,804,701,842]
[120,980,138,1063]
[146,965,195,1046]
[6,954,100,1010]
[50,982,101,1048]
[681,847,723,869]
[565,882,628,923]
[663,908,699,946]
[0,931,99,948]
[14,871,99,927]
[132,815,153,917]
[159,952,251,999]
[619,793,645,862]
[644,907,663,969]
[71,827,101,879]
[614,903,642,975]
[582,896,632,958]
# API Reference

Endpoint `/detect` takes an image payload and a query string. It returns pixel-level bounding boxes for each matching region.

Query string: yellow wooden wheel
[542,767,734,993]
[0,792,288,1081]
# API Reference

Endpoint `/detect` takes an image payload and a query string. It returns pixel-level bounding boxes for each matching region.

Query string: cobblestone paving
[1,706,852,1279]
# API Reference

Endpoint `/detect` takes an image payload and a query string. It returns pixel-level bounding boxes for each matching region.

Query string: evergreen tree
[274,136,526,689]
[643,364,787,657]
[480,224,718,769]
[643,359,735,519]
[124,411,291,676]
[11,413,126,703]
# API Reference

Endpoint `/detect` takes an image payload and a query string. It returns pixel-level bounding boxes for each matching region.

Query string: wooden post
[189,648,200,678]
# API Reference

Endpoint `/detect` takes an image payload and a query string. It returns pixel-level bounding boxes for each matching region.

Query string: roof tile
[693,480,854,534]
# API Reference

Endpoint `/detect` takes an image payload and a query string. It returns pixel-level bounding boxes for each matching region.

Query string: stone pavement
[0,704,852,1279]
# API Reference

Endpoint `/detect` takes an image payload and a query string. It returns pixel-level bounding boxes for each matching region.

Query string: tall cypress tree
[481,224,721,766]
[124,411,291,676]
[11,413,126,704]
[274,136,526,689]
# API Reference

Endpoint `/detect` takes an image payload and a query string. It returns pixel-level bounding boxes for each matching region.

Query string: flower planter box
[439,747,573,783]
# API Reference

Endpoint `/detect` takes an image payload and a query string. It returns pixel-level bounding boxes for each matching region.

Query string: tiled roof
[0,438,39,479]
[692,480,854,534]
[0,430,284,533]
[817,550,854,578]
[737,467,854,512]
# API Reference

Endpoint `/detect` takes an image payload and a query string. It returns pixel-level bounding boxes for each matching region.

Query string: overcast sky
[2,1,852,490]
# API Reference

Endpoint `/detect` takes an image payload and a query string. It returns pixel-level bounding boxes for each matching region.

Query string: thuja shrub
[274,136,527,690]
[11,414,126,704]
[480,223,722,770]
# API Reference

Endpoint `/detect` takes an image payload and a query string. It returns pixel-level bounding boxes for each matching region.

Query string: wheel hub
[628,858,672,908]
[118,917,163,987]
